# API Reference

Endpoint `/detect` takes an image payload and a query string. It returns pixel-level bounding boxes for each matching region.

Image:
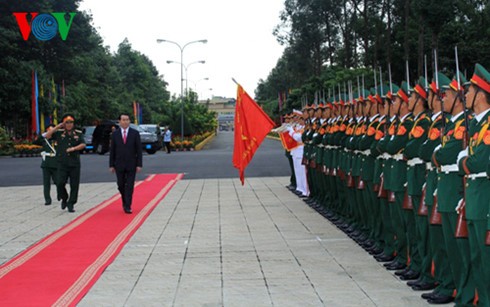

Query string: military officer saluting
[45,114,86,213]
[33,124,58,206]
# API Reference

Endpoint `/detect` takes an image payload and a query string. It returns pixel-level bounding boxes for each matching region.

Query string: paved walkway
[0,177,430,306]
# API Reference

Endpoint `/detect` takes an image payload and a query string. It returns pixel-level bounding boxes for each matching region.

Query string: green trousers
[391,191,408,265]
[467,220,490,307]
[441,212,474,305]
[412,195,435,284]
[42,166,57,203]
[57,164,81,208]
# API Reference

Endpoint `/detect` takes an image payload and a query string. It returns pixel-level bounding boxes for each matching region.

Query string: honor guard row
[280,62,490,306]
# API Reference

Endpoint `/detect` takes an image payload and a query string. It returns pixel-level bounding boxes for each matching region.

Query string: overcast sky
[78,0,286,100]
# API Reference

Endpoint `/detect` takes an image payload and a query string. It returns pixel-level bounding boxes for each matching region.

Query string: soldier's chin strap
[409,96,421,113]
[469,87,480,112]
[449,91,458,115]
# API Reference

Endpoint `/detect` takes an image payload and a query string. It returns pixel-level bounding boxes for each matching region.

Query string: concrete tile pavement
[0,177,430,306]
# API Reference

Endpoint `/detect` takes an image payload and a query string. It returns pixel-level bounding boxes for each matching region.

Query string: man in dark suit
[109,113,143,214]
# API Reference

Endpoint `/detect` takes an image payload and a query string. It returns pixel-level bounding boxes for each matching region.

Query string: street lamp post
[156,39,207,143]
[167,60,205,97]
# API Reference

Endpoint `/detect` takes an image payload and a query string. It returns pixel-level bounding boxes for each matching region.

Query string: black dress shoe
[427,293,454,304]
[412,282,437,291]
[45,201,52,206]
[368,246,384,255]
[406,277,423,287]
[68,206,75,213]
[421,291,438,300]
[124,208,133,214]
[61,200,67,210]
[375,254,395,262]
[395,267,410,276]
[384,260,398,267]
[400,270,420,281]
[386,262,406,271]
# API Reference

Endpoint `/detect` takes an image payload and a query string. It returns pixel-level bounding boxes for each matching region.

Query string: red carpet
[0,173,183,306]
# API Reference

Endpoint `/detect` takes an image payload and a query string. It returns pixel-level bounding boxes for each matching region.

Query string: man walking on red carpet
[109,113,143,214]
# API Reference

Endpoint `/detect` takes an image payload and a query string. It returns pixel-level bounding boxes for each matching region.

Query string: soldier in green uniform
[386,81,415,275]
[457,64,490,306]
[416,73,456,298]
[45,114,86,213]
[33,124,58,206]
[432,72,473,305]
[404,77,432,284]
[373,85,398,263]
[358,88,383,255]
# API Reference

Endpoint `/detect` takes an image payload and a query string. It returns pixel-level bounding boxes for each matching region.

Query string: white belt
[381,153,391,160]
[407,157,424,166]
[344,148,350,153]
[392,153,404,161]
[440,164,458,173]
[354,150,362,155]
[426,162,434,171]
[41,151,55,157]
[317,144,325,148]
[361,149,371,156]
[467,172,487,180]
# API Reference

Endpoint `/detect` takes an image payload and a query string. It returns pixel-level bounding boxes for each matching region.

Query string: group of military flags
[280,54,490,305]
[30,70,63,135]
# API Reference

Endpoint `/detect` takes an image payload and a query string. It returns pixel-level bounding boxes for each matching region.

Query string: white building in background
[198,96,235,131]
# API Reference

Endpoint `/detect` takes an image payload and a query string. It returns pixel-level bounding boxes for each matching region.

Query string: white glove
[433,188,437,197]
[455,198,464,214]
[433,144,442,153]
[457,148,468,164]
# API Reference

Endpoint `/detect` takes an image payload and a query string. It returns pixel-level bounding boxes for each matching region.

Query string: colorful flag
[133,101,138,124]
[52,77,58,124]
[279,132,298,151]
[233,84,275,185]
[31,70,39,134]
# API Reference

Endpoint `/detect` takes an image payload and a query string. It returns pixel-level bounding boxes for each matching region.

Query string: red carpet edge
[0,173,183,306]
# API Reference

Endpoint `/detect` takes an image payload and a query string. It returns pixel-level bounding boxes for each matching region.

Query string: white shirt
[164,129,172,142]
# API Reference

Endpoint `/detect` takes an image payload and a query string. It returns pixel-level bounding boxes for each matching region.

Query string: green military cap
[397,81,410,103]
[445,72,468,92]
[367,88,377,104]
[413,77,428,100]
[430,72,451,94]
[385,83,400,101]
[61,113,76,123]
[469,63,490,94]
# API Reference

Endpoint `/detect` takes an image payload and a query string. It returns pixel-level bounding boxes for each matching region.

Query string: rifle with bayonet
[429,50,443,225]
[454,46,469,238]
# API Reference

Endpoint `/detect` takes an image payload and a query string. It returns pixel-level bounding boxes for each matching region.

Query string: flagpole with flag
[52,77,58,124]
[31,70,40,135]
[232,79,275,185]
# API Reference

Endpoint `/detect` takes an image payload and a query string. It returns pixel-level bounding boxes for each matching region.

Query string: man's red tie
[123,130,127,144]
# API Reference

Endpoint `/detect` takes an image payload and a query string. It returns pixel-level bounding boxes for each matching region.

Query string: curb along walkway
[0,177,429,306]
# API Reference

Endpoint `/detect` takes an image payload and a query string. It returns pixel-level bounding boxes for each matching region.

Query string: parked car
[91,121,161,155]
[82,126,95,153]
[92,120,118,155]
[138,124,162,154]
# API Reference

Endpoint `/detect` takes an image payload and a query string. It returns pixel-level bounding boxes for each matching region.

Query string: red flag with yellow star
[233,84,275,185]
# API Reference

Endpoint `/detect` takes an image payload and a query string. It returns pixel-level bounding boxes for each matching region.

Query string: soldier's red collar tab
[471,74,490,94]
